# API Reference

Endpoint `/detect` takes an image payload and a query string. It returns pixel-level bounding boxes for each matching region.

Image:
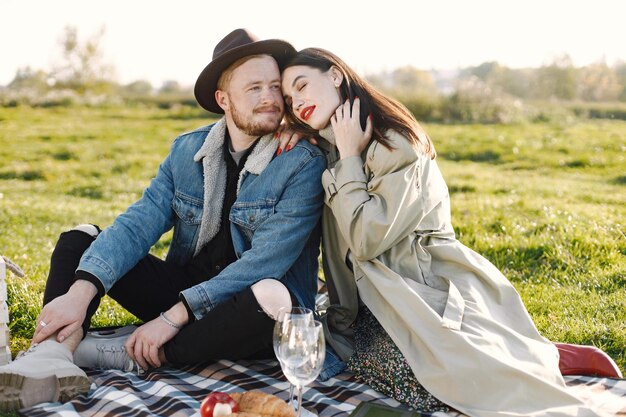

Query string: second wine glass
[276,320,325,417]
[272,307,314,406]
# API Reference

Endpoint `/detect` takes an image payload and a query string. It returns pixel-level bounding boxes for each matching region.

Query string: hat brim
[194,39,296,114]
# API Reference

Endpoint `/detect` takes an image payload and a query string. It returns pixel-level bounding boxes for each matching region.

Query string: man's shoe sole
[0,373,90,411]
[59,374,91,402]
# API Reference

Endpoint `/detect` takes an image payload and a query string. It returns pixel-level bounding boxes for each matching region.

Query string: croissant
[230,391,296,417]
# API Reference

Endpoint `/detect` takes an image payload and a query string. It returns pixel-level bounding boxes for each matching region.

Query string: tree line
[2,26,626,123]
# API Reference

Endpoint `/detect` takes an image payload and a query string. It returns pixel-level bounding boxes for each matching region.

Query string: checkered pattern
[18,360,626,417]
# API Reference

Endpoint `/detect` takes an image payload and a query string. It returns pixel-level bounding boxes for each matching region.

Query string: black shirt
[183,132,258,283]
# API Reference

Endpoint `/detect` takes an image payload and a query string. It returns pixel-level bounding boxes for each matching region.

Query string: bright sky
[1,0,624,87]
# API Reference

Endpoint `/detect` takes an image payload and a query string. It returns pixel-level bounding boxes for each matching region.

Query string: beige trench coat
[317,127,605,417]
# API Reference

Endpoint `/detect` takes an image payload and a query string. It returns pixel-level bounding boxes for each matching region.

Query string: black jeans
[43,229,275,365]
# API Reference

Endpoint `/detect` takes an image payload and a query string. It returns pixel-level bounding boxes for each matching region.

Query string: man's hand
[125,302,189,370]
[32,280,98,344]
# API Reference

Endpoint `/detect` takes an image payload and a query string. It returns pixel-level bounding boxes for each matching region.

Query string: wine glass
[276,320,325,417]
[273,307,313,357]
[273,307,313,406]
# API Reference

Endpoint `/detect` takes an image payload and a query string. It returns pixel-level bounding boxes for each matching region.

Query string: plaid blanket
[18,359,626,417]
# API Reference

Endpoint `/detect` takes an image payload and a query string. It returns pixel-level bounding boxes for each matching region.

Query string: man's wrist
[165,302,189,327]
[68,280,98,302]
[67,279,98,308]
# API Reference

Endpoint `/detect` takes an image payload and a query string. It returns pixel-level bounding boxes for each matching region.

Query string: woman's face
[281,65,342,130]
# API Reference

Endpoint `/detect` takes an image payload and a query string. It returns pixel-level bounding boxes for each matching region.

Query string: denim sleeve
[180,150,326,319]
[76,142,178,293]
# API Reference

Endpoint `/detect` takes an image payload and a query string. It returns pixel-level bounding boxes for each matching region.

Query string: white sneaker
[74,325,144,374]
[0,340,90,411]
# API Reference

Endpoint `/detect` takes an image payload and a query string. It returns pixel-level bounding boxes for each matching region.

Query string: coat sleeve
[77,140,180,292]
[180,149,326,320]
[323,133,448,261]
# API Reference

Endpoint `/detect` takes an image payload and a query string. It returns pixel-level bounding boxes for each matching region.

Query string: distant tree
[530,54,578,100]
[464,62,532,98]
[465,61,500,81]
[7,67,50,92]
[366,67,438,98]
[390,66,438,97]
[364,72,387,91]
[578,62,621,101]
[159,80,185,95]
[123,80,153,96]
[444,75,524,123]
[51,25,117,94]
[614,61,626,101]
[494,68,533,99]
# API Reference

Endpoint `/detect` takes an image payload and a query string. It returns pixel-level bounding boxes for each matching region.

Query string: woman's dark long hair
[282,48,436,159]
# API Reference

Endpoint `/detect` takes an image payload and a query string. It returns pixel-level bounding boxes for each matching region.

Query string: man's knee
[71,224,100,238]
[251,279,292,320]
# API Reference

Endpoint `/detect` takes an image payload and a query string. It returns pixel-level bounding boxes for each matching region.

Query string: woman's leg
[347,306,451,412]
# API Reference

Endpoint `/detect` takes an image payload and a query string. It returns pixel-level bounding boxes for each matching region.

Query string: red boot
[556,343,623,378]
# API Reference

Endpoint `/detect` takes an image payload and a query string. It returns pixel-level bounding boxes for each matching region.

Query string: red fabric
[556,343,623,378]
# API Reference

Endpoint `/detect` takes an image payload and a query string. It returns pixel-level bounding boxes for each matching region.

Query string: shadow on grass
[611,175,626,185]
[67,186,104,199]
[593,272,626,295]
[440,150,501,164]
[448,184,477,193]
[50,150,78,161]
[480,245,549,276]
[0,170,45,181]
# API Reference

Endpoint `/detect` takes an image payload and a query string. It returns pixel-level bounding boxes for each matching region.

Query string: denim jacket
[77,119,326,319]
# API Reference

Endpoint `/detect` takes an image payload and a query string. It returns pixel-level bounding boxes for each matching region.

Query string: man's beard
[230,102,282,137]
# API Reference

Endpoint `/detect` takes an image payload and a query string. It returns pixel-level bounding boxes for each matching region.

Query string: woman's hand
[274,124,317,155]
[331,97,373,159]
[32,280,97,344]
[125,302,188,370]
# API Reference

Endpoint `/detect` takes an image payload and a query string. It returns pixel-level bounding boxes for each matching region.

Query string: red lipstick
[300,106,315,121]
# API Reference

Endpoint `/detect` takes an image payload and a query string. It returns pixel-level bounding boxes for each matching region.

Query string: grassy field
[0,105,625,372]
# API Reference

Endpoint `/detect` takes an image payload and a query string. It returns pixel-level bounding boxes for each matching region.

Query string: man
[0,29,326,410]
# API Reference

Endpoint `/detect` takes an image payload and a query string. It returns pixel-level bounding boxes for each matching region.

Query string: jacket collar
[192,117,279,255]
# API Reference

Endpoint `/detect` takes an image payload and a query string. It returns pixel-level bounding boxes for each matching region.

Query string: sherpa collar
[192,118,279,255]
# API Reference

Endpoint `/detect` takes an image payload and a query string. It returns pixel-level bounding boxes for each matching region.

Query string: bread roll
[230,391,296,417]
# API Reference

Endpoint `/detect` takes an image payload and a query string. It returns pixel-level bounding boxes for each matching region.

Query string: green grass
[0,105,215,356]
[0,106,625,373]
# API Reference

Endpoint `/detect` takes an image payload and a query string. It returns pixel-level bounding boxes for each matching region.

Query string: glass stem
[288,384,294,404]
[296,385,303,417]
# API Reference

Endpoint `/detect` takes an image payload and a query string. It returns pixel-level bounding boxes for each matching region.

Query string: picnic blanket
[18,359,626,417]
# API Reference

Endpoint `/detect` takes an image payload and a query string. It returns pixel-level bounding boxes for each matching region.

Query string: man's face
[221,55,284,137]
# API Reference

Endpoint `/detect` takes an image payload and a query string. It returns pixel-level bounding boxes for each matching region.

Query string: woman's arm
[325,130,447,262]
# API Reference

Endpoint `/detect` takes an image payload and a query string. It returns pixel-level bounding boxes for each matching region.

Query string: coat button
[215,265,221,271]
[249,216,255,222]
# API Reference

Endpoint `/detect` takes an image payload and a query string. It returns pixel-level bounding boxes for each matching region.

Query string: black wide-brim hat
[194,29,296,114]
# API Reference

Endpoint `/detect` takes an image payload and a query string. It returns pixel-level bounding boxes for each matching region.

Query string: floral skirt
[347,306,451,413]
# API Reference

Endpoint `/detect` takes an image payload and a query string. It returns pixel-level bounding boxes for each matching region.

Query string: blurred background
[1,0,625,122]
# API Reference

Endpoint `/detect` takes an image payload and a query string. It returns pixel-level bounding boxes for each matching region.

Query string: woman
[280,48,605,417]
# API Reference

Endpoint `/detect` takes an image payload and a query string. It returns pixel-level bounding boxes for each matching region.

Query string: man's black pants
[43,229,275,365]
